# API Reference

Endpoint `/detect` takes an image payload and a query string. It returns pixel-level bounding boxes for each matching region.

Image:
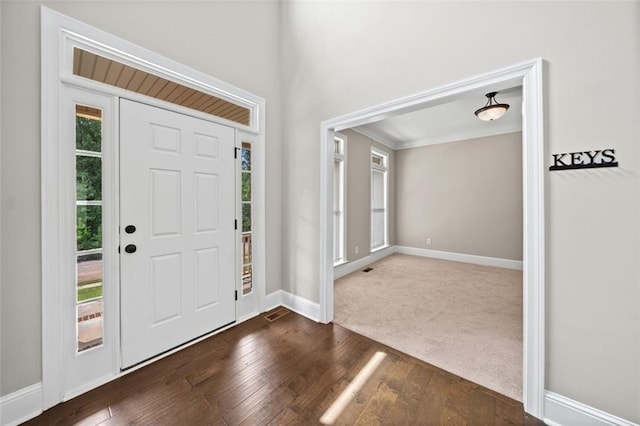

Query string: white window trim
[333,132,347,266]
[59,86,118,399]
[319,58,546,418]
[235,131,266,323]
[41,7,266,409]
[370,148,389,252]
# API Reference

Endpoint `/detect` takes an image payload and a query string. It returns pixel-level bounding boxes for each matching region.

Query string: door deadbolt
[125,244,137,254]
[125,225,136,234]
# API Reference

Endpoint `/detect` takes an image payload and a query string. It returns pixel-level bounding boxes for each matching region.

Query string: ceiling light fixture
[474,92,510,121]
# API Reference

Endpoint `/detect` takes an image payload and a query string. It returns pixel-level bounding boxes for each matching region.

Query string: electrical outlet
[426,238,431,246]
[355,246,359,254]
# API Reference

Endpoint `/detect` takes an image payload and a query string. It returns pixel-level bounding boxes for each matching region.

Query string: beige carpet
[334,253,523,401]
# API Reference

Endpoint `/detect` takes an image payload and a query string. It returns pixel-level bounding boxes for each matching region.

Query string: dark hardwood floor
[26,308,544,425]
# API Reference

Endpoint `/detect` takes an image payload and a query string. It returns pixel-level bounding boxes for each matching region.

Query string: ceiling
[352,86,522,150]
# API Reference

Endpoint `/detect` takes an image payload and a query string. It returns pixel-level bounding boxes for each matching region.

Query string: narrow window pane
[240,141,253,295]
[75,104,104,354]
[76,155,102,201]
[76,113,102,152]
[242,234,252,265]
[77,205,102,251]
[77,253,103,302]
[242,203,251,232]
[242,172,251,202]
[372,211,385,248]
[242,264,253,295]
[371,170,385,209]
[77,301,103,352]
[371,151,388,250]
[333,157,344,263]
[334,212,343,262]
[333,160,341,207]
[241,143,251,171]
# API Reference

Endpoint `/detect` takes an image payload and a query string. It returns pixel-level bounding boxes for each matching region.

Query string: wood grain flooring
[25,308,544,425]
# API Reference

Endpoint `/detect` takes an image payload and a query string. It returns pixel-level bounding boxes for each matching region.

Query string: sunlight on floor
[319,351,387,425]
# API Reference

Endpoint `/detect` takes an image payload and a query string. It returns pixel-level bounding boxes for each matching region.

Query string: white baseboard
[334,246,396,279]
[0,382,43,426]
[265,290,321,322]
[394,246,523,271]
[544,391,638,426]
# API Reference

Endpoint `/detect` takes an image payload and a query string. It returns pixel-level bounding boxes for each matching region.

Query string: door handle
[125,244,137,254]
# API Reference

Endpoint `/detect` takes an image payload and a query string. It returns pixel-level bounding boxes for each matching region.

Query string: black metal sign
[549,149,618,171]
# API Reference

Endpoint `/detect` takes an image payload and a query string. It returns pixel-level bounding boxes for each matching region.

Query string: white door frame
[319,58,545,417]
[41,7,266,409]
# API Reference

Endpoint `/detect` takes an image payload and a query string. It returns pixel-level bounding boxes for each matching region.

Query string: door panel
[120,99,236,368]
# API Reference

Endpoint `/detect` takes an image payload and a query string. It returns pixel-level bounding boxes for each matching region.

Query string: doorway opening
[333,104,524,400]
[319,59,545,417]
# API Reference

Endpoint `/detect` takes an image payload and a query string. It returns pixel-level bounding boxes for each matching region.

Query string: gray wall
[1,1,639,423]
[396,132,523,260]
[342,129,395,263]
[280,1,639,422]
[0,1,282,396]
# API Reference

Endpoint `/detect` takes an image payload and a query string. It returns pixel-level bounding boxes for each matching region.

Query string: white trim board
[395,246,523,271]
[319,58,545,417]
[0,383,43,426]
[544,391,639,426]
[334,246,396,279]
[265,290,321,322]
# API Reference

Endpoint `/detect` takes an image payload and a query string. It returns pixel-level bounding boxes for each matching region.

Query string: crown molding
[397,126,522,150]
[349,127,399,150]
[351,124,522,152]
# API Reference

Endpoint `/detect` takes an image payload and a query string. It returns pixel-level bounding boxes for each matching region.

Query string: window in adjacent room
[333,134,347,265]
[371,149,388,251]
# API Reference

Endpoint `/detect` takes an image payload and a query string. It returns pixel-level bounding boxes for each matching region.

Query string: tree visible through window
[75,105,104,352]
[241,142,253,295]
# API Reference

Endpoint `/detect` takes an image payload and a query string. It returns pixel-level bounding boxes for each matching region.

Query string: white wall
[396,132,523,260]
[280,1,639,422]
[0,1,282,396]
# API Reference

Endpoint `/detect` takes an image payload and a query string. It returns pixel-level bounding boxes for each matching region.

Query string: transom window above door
[73,48,251,126]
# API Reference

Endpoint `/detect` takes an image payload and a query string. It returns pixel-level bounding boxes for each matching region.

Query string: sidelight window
[241,142,253,295]
[75,105,104,352]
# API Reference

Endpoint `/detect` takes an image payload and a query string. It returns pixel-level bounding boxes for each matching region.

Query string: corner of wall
[265,289,321,322]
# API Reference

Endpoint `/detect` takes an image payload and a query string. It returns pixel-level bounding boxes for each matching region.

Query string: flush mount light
[474,92,510,121]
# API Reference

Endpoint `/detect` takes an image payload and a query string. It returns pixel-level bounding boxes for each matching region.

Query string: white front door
[120,99,236,368]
